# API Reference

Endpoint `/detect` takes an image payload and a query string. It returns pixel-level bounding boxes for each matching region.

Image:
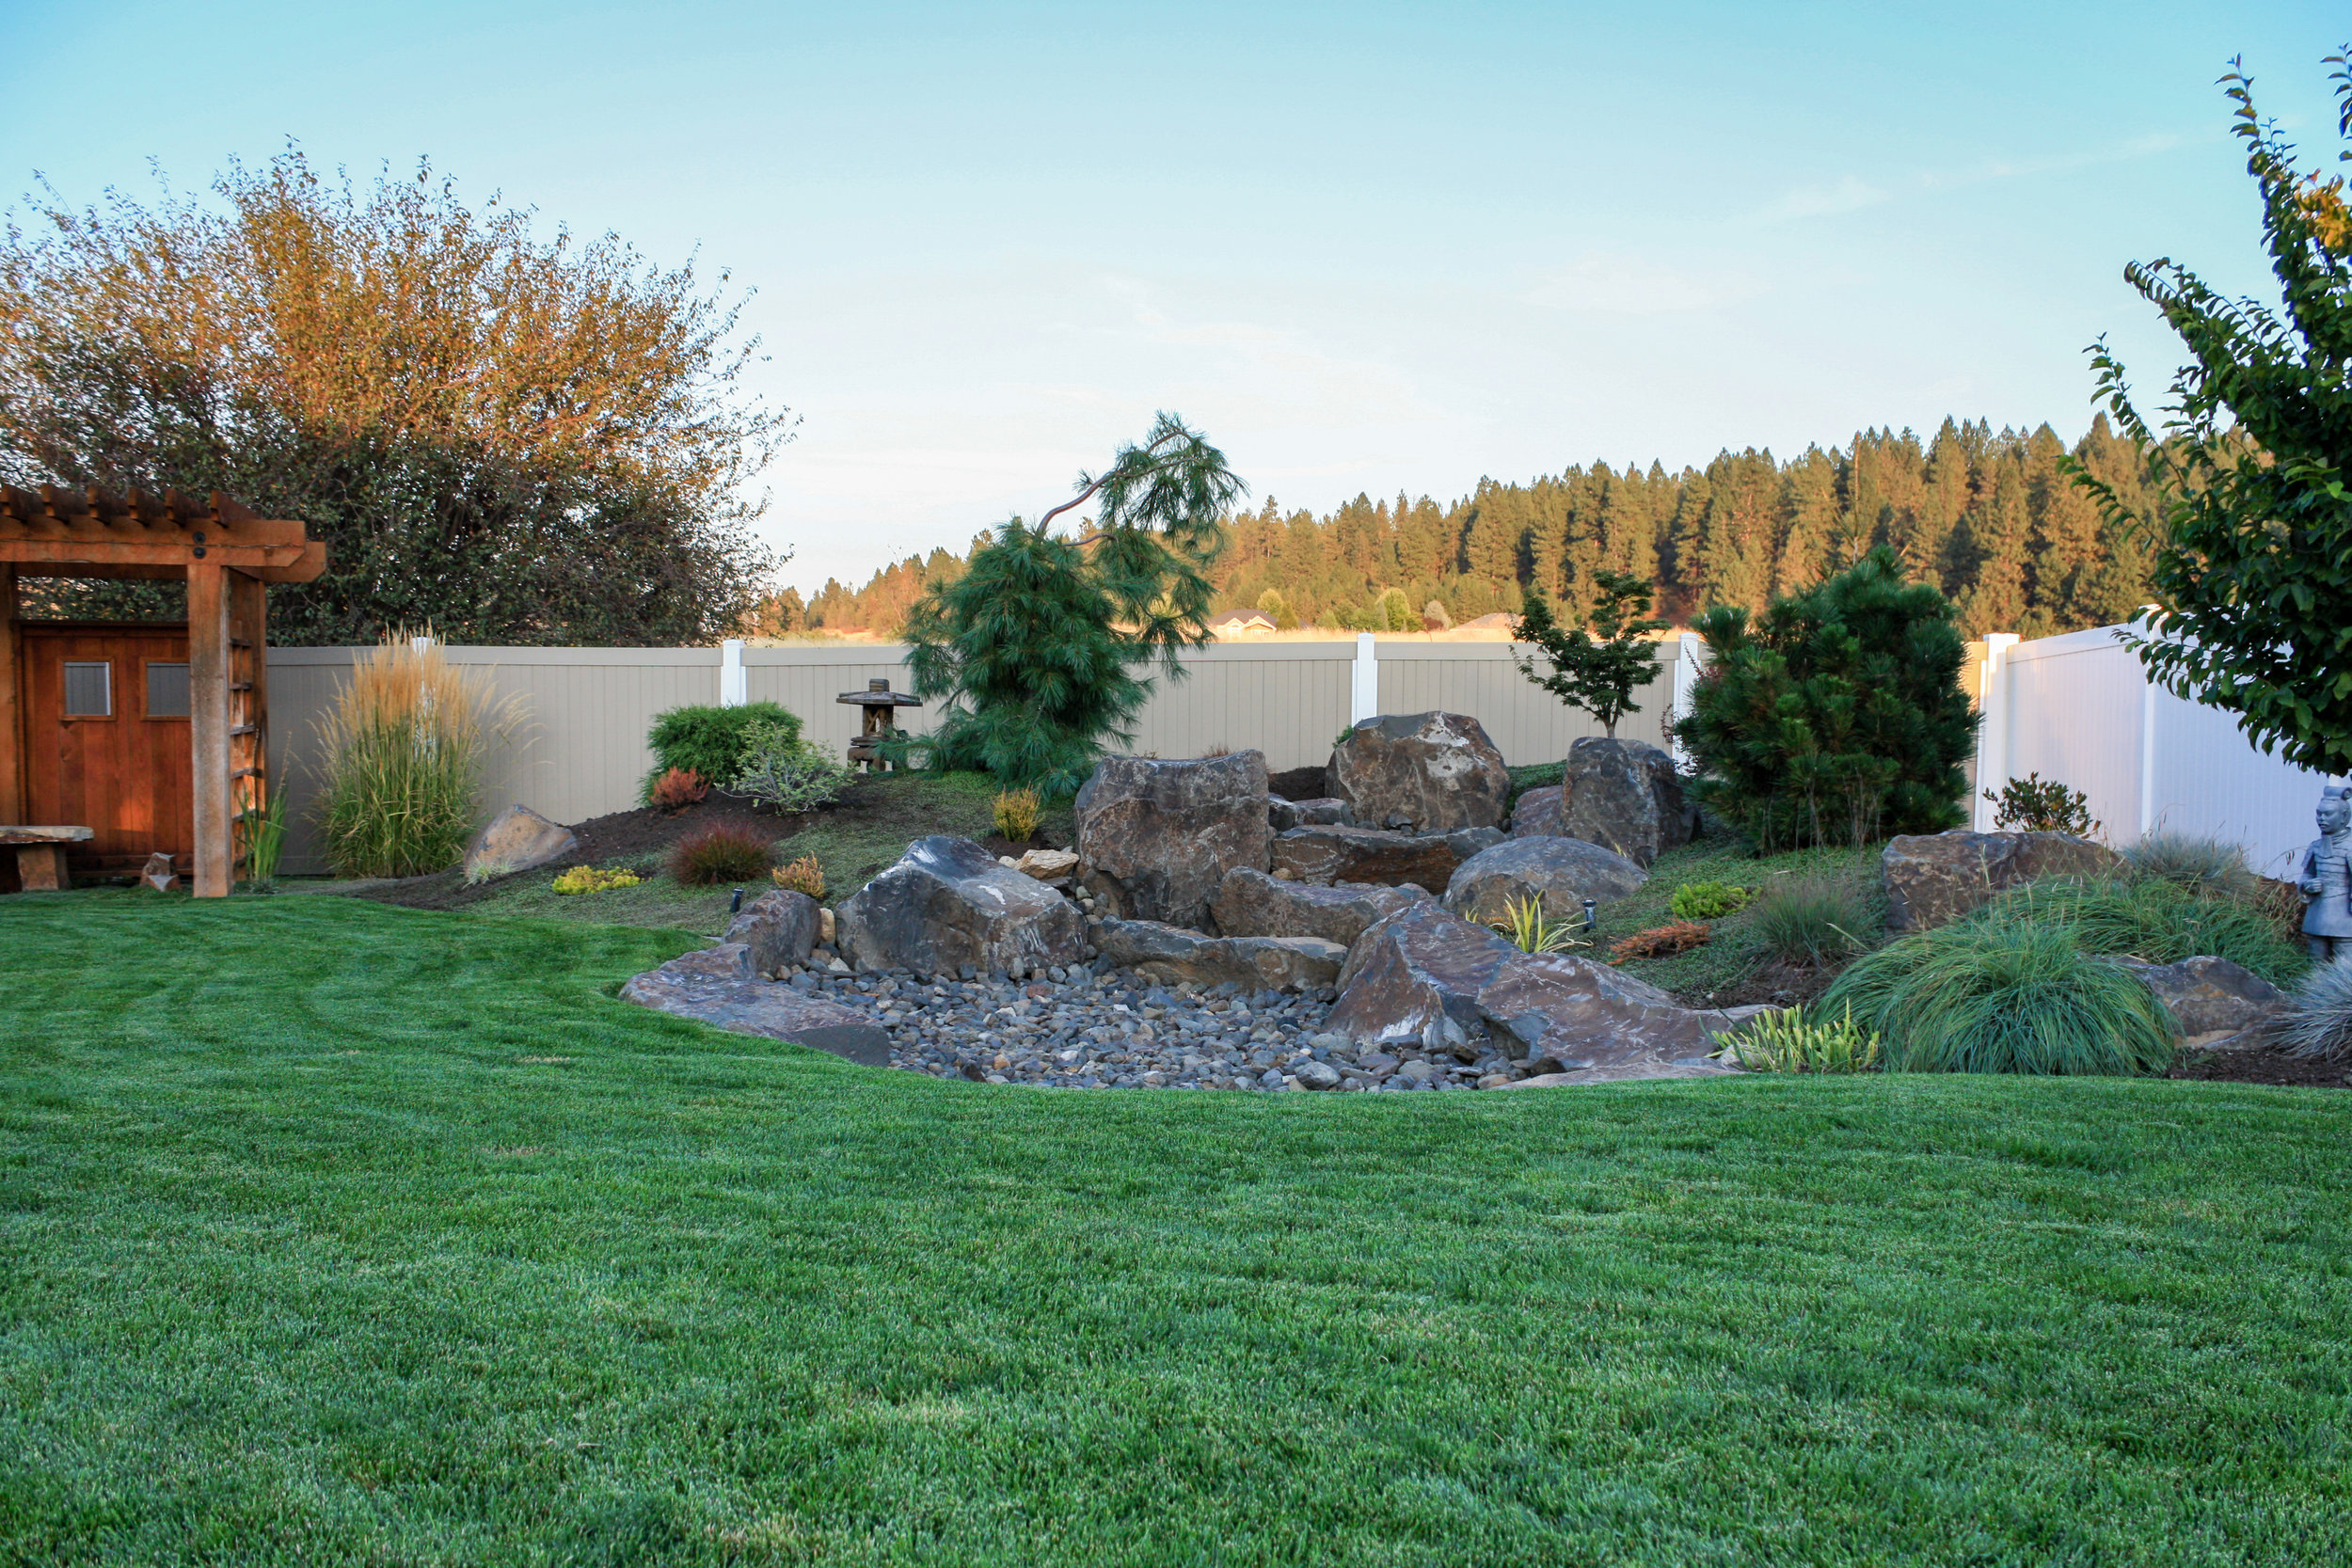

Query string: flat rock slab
[1273,824,1462,888]
[1443,834,1648,925]
[1074,752,1273,927]
[839,834,1085,976]
[1882,830,2118,930]
[1327,711,1511,834]
[0,825,93,844]
[1268,796,1353,832]
[1210,865,1429,947]
[1091,918,1347,991]
[621,945,891,1066]
[465,804,579,879]
[1502,1060,1744,1088]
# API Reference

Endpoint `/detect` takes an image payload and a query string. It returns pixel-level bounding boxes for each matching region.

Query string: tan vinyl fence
[264,638,1689,875]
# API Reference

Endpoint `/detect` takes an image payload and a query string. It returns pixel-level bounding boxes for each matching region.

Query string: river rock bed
[779,960,1542,1091]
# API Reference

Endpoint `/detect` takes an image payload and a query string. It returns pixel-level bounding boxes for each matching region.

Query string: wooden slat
[188,562,230,897]
[0,564,19,825]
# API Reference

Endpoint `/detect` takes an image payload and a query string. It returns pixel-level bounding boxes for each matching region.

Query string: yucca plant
[1490,895,1586,955]
[1723,1004,1882,1073]
[314,633,523,879]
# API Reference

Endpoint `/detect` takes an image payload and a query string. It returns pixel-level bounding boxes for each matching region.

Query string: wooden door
[20,625,194,875]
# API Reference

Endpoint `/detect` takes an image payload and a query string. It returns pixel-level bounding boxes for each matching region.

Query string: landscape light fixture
[1582,898,1597,933]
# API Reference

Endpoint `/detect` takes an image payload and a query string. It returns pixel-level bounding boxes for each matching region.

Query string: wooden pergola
[0,485,326,897]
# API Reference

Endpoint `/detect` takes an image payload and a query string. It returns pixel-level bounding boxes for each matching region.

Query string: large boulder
[1091,919,1347,991]
[1209,866,1431,948]
[837,835,1086,975]
[1442,835,1648,926]
[1327,901,1761,1069]
[620,946,890,1066]
[1268,796,1353,832]
[723,889,821,977]
[1272,824,1460,889]
[1559,737,1694,867]
[1882,830,2120,931]
[1326,712,1511,835]
[1074,752,1273,928]
[1508,785,1564,839]
[464,804,578,879]
[2110,955,2290,1040]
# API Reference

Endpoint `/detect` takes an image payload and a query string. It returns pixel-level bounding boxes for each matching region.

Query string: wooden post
[188,561,231,897]
[0,563,19,825]
[229,569,267,826]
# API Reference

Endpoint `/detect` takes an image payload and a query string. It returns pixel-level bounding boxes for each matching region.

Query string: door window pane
[62,661,112,717]
[146,662,191,718]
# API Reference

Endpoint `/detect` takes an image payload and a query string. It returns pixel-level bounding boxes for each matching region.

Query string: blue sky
[2,2,2342,594]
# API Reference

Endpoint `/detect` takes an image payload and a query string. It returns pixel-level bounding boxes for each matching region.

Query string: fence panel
[1375,643,1677,763]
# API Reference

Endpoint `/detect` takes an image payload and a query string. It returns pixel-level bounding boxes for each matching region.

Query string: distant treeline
[766,416,2163,640]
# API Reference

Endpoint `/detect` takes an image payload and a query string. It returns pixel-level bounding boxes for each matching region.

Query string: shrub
[669,824,773,885]
[2121,831,2256,900]
[1967,875,2305,988]
[1983,771,2100,836]
[2277,960,2352,1062]
[1746,875,1876,968]
[1611,920,1711,961]
[1822,920,2176,1075]
[641,702,802,802]
[649,767,709,811]
[1671,546,1974,850]
[993,787,1042,842]
[1490,895,1587,955]
[553,865,644,895]
[236,788,290,893]
[1670,880,1753,921]
[771,854,826,900]
[733,724,851,813]
[315,632,523,879]
[1723,1004,1882,1073]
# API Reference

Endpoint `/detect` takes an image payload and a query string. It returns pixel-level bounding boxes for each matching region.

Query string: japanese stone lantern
[837,678,922,770]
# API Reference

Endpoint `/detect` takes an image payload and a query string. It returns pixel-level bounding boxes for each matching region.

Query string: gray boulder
[1442,835,1648,926]
[1272,824,1461,889]
[1559,736,1694,867]
[1508,785,1565,839]
[1327,900,1760,1068]
[1882,830,2120,931]
[464,804,578,879]
[1074,752,1273,928]
[1326,711,1511,835]
[723,889,821,977]
[2110,955,2289,1040]
[1268,795,1353,832]
[837,835,1086,975]
[620,946,890,1066]
[1209,865,1431,948]
[1091,918,1347,991]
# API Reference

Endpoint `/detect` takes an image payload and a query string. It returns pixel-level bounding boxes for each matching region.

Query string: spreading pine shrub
[1822,920,2176,1075]
[668,824,774,885]
[1672,546,1974,850]
[641,703,803,803]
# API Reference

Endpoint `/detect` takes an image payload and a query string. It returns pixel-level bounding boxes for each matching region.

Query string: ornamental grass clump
[1724,1004,1882,1073]
[993,787,1042,843]
[1822,920,2176,1075]
[1746,874,1876,968]
[669,824,773,885]
[1967,874,2304,987]
[315,632,522,879]
[2277,959,2352,1062]
[2121,831,2257,901]
[771,854,825,899]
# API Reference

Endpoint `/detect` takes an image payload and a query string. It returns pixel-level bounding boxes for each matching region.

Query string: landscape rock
[464,804,579,879]
[2110,955,2290,1039]
[1209,865,1431,948]
[1327,900,1756,1068]
[1446,826,1507,859]
[1073,752,1273,928]
[1272,824,1461,889]
[1559,736,1694,867]
[1326,711,1511,835]
[620,949,892,1066]
[1442,835,1649,925]
[837,834,1087,976]
[1292,1058,1344,1090]
[1508,785,1564,838]
[1881,830,2120,931]
[723,889,821,976]
[1091,918,1348,991]
[139,851,179,894]
[1015,847,1079,884]
[1269,796,1353,832]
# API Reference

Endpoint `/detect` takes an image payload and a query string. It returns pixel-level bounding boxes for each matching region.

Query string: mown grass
[4,892,2351,1563]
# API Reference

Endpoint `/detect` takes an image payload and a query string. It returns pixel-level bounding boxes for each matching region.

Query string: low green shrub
[1671,880,1753,921]
[1822,920,2177,1075]
[1746,874,1875,967]
[731,722,850,814]
[2278,959,2352,1061]
[1724,1004,1882,1073]
[668,824,774,885]
[993,787,1042,842]
[2121,831,2258,900]
[1966,875,2305,988]
[1982,771,2100,835]
[642,703,803,802]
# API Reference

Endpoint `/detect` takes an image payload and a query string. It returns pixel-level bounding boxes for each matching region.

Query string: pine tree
[1956,456,2029,636]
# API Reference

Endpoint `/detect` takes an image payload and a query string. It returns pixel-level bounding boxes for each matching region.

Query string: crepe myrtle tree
[902,413,1248,792]
[2069,52,2352,774]
[1510,569,1669,739]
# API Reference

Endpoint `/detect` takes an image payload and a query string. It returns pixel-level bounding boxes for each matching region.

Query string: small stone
[1397,1059,1436,1083]
[1293,1059,1343,1090]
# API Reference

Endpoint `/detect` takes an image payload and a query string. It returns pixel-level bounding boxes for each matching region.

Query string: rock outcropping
[1074,752,1273,928]
[837,835,1087,976]
[620,945,892,1066]
[1558,736,1694,867]
[2112,954,2290,1041]
[1442,835,1648,925]
[1272,824,1462,889]
[1091,919,1348,991]
[1209,866,1431,948]
[1326,711,1511,834]
[1508,785,1565,839]
[1881,830,2119,930]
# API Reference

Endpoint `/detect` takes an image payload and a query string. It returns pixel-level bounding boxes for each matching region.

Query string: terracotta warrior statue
[2299,784,2352,961]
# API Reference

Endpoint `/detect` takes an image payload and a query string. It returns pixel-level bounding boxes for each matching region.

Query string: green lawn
[5,893,2350,1565]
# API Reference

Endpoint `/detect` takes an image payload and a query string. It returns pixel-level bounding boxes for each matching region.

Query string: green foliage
[316,634,519,879]
[642,703,801,803]
[551,864,644,895]
[1724,1004,1882,1073]
[1964,874,2306,989]
[1670,880,1753,921]
[667,823,773,885]
[2122,831,2259,901]
[235,787,291,893]
[993,788,1042,842]
[1489,895,1589,955]
[1824,919,2178,1076]
[2279,958,2352,1061]
[731,723,850,814]
[1983,771,2100,836]
[1510,570,1668,738]
[1745,874,1877,968]
[2070,55,2352,775]
[1673,546,1975,851]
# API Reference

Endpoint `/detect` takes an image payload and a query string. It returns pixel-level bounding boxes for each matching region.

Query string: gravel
[774,951,1537,1092]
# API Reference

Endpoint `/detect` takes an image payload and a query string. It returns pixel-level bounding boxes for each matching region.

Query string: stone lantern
[837,678,922,771]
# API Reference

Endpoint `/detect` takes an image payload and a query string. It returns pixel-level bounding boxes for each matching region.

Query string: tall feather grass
[315,633,524,879]
[1822,920,2177,1075]
[1963,874,2306,987]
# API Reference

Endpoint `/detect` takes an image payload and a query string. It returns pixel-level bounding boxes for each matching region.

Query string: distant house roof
[1208,610,1278,632]
[1458,611,1518,629]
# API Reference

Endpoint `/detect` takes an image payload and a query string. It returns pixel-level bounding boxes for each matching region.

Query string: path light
[1582,898,1597,934]
[730,887,742,915]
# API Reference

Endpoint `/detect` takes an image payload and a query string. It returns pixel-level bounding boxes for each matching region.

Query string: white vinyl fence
[1972,622,2332,879]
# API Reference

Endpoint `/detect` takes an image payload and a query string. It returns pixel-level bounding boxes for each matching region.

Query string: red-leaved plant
[668,823,771,885]
[650,766,709,811]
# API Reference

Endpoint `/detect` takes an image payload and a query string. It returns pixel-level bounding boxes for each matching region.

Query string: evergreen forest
[779,416,2164,640]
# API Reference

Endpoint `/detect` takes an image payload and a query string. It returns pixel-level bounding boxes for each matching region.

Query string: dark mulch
[2169,1044,2352,1090]
[1267,765,1328,801]
[1709,959,1842,1011]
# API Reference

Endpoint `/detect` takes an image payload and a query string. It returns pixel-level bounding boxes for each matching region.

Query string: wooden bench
[1,827,93,892]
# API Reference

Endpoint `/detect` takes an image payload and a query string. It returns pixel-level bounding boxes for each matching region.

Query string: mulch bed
[2168,1044,2352,1089]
